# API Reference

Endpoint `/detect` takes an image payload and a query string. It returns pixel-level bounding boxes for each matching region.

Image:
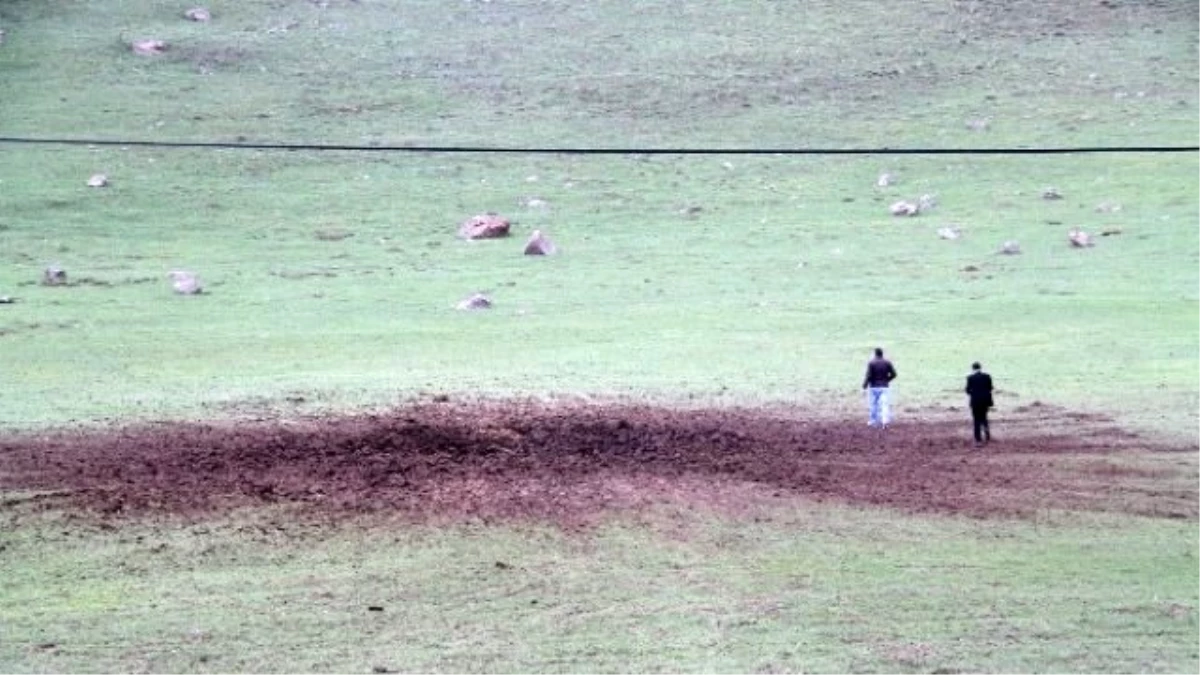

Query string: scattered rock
[1095,201,1122,214]
[966,118,990,131]
[455,292,491,311]
[679,205,704,218]
[1068,228,1094,247]
[999,240,1021,255]
[168,270,203,295]
[42,266,68,286]
[890,200,920,217]
[0,296,16,304]
[87,174,109,188]
[523,229,557,256]
[961,265,980,272]
[1041,186,1063,200]
[457,213,510,240]
[184,7,211,22]
[1101,227,1123,236]
[130,39,168,56]
[937,226,961,240]
[876,172,896,187]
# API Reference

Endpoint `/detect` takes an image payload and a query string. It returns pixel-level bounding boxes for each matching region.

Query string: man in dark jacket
[965,362,994,446]
[862,347,897,428]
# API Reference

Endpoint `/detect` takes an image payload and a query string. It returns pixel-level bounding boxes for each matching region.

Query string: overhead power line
[0,136,1195,155]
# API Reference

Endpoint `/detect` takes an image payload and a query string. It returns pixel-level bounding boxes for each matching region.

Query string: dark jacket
[966,371,994,408]
[862,358,897,389]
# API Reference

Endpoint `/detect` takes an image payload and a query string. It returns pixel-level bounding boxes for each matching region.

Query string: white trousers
[867,387,891,427]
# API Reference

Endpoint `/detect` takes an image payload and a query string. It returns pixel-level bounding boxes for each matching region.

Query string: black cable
[0,136,1196,155]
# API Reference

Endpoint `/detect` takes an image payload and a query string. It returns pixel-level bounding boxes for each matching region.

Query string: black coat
[965,371,994,408]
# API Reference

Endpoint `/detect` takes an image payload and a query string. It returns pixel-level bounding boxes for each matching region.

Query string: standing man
[862,347,897,428]
[965,361,994,446]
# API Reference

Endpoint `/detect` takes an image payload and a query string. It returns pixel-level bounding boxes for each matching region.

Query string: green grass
[0,0,1197,672]
[1,506,1196,673]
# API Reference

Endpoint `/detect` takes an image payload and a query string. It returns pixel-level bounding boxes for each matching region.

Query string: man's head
[972,362,982,371]
[874,348,884,358]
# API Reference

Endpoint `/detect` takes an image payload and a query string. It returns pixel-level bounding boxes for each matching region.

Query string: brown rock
[168,270,203,295]
[455,292,491,311]
[523,229,557,256]
[457,213,511,240]
[184,7,211,22]
[42,266,68,286]
[131,39,168,55]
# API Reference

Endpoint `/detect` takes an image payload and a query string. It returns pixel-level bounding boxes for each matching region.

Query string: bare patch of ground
[0,400,1193,527]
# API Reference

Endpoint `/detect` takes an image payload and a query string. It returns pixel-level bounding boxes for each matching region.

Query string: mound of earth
[0,401,1193,526]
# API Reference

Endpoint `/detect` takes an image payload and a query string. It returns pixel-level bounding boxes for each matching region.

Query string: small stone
[999,240,1021,255]
[131,39,168,55]
[876,172,896,187]
[87,174,109,188]
[523,229,557,256]
[1100,227,1123,236]
[168,270,203,295]
[1041,186,1063,200]
[937,226,961,240]
[890,200,920,217]
[43,266,68,286]
[1068,228,1094,247]
[184,7,211,22]
[455,293,491,311]
[1094,201,1122,214]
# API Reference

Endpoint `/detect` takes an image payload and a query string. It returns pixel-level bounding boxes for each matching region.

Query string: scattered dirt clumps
[0,401,1192,526]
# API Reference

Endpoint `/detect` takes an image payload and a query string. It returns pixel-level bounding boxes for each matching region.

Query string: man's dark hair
[972,362,982,370]
[874,348,883,358]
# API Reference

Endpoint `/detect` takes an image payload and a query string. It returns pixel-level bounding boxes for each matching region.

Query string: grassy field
[0,0,1197,672]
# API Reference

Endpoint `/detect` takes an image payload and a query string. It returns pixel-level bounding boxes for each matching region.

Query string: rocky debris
[876,172,896,187]
[457,213,510,240]
[42,266,68,286]
[168,270,203,295]
[966,118,990,131]
[1041,186,1063,200]
[523,229,557,256]
[87,174,109,188]
[184,7,211,22]
[890,200,920,217]
[1095,201,1122,214]
[1101,227,1123,237]
[1068,228,1094,248]
[455,292,492,311]
[130,39,168,55]
[999,240,1022,255]
[937,226,962,240]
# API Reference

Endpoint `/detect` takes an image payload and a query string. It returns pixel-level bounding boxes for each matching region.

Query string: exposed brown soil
[0,400,1194,526]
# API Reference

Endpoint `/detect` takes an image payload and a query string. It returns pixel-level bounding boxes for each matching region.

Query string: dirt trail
[0,400,1194,525]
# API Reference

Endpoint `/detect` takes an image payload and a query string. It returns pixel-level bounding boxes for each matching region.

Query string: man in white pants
[861,347,897,428]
